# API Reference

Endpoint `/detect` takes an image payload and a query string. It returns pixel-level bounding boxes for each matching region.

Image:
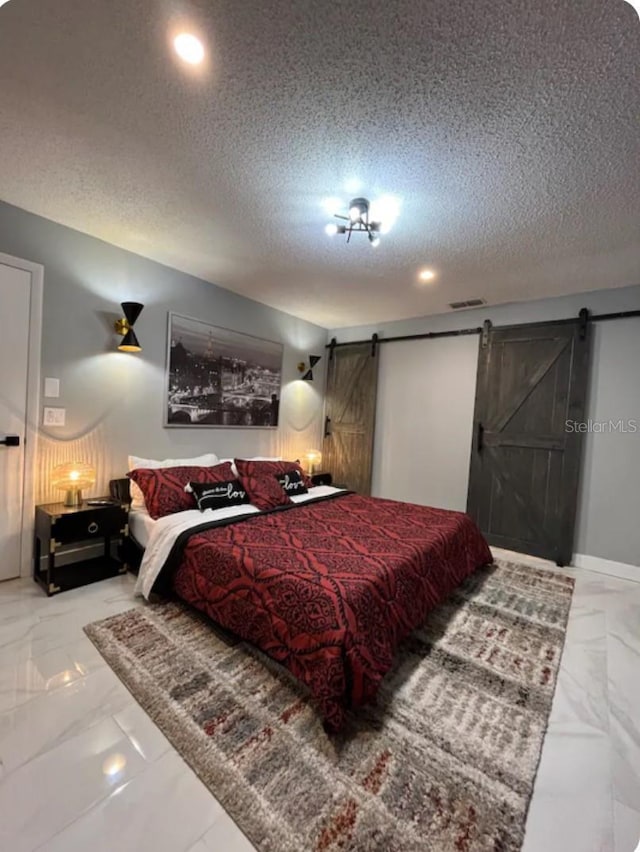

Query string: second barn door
[467,319,590,566]
[322,340,379,494]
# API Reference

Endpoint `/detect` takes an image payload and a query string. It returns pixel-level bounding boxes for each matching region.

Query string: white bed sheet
[128,508,157,549]
[134,485,345,600]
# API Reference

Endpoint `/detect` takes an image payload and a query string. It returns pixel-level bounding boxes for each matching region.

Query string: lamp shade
[301,354,321,380]
[115,302,144,353]
[118,328,141,352]
[51,462,96,506]
[121,302,144,325]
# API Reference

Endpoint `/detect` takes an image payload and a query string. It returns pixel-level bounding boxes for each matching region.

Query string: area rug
[84,559,574,852]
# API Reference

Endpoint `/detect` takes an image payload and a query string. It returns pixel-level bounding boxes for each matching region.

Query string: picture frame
[164,312,283,428]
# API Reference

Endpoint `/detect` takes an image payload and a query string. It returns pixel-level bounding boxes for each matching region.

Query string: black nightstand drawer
[52,506,127,544]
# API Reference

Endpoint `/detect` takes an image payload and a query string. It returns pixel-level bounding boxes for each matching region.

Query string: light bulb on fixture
[173,33,205,65]
[348,198,369,222]
[369,233,381,247]
[325,223,339,236]
[370,196,400,235]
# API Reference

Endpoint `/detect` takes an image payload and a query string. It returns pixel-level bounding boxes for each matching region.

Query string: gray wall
[0,200,328,502]
[331,286,640,568]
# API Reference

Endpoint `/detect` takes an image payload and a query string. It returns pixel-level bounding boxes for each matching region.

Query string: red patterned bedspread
[172,493,492,730]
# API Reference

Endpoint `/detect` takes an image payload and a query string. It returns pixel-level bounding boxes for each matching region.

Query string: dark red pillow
[235,464,293,511]
[128,462,234,519]
[234,459,313,489]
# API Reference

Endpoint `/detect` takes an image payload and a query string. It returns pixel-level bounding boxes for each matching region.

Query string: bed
[128,506,156,549]
[127,480,492,731]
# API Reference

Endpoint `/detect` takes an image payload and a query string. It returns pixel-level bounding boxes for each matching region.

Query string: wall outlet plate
[43,407,66,427]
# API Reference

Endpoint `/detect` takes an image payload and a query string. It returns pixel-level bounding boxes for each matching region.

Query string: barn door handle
[477,422,484,453]
[0,435,20,447]
[324,416,332,437]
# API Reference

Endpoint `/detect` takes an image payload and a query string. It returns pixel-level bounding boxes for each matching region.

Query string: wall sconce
[297,355,321,381]
[114,302,144,352]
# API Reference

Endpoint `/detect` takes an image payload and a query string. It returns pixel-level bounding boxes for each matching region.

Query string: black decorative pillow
[275,469,308,497]
[187,479,251,512]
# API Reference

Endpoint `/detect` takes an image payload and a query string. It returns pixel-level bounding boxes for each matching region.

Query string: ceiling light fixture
[418,269,436,282]
[173,33,205,65]
[325,197,383,247]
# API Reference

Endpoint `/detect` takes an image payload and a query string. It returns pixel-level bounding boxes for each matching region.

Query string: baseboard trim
[572,553,640,584]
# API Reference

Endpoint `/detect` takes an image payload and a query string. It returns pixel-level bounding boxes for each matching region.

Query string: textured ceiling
[0,0,638,328]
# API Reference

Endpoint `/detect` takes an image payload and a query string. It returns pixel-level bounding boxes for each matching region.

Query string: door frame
[0,252,43,579]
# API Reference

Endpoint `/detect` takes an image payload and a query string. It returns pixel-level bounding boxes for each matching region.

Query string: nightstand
[311,472,333,487]
[34,500,129,596]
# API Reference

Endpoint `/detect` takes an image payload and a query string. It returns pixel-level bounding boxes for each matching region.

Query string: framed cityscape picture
[165,313,283,428]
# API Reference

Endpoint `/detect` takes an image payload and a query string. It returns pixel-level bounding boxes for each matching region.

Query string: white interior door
[0,262,32,581]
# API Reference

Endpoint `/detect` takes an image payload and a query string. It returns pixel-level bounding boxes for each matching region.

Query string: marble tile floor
[0,551,637,852]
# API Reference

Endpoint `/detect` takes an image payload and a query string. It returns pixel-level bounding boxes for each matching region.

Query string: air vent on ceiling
[449,298,487,310]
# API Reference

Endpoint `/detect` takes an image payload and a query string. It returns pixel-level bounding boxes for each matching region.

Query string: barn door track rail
[325,307,640,350]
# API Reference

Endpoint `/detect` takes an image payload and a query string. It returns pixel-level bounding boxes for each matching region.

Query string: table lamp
[304,449,322,475]
[51,462,96,507]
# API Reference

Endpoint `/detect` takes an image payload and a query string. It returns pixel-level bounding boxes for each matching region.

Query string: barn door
[322,340,379,494]
[467,319,590,566]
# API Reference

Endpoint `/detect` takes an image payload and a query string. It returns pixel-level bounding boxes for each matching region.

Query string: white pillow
[127,453,219,508]
[220,456,282,477]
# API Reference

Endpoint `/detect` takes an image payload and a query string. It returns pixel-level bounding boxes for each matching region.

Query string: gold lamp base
[63,489,83,508]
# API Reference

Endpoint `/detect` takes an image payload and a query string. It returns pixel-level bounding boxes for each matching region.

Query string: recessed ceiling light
[174,33,205,65]
[418,269,436,283]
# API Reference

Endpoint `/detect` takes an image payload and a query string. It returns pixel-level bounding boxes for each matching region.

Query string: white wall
[576,317,640,566]
[372,336,478,511]
[331,285,640,568]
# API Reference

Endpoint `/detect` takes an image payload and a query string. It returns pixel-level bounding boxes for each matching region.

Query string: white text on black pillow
[189,480,250,511]
[275,470,308,496]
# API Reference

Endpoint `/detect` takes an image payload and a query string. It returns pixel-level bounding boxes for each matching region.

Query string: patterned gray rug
[84,559,574,852]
